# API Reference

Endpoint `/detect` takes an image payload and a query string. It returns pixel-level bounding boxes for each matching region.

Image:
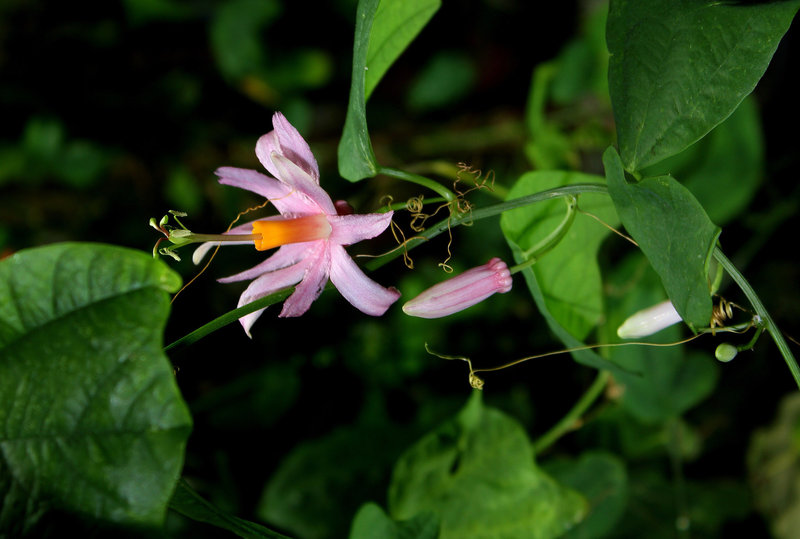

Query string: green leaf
[641,97,764,226]
[170,479,289,539]
[501,171,626,374]
[339,0,441,182]
[366,0,441,100]
[338,0,380,182]
[501,171,618,341]
[388,392,586,539]
[0,243,191,533]
[603,146,720,331]
[544,452,628,539]
[349,503,439,539]
[607,0,799,171]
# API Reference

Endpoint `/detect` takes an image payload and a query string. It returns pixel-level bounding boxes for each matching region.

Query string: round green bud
[715,343,738,363]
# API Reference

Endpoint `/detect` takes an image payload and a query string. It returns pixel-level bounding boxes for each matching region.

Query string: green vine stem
[713,247,800,389]
[165,287,293,352]
[406,160,509,199]
[532,369,610,454]
[512,195,576,273]
[378,166,457,202]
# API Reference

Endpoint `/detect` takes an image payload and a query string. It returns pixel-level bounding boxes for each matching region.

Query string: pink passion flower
[402,258,513,318]
[194,112,400,336]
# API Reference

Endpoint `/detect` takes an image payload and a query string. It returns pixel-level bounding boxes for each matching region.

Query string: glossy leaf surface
[0,243,191,533]
[607,0,799,171]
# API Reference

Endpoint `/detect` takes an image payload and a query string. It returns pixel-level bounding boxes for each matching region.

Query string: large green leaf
[349,503,439,539]
[0,243,191,534]
[603,146,720,331]
[365,0,441,100]
[501,171,618,341]
[607,0,799,171]
[388,392,586,538]
[642,96,764,226]
[339,0,440,181]
[338,0,380,182]
[501,171,626,374]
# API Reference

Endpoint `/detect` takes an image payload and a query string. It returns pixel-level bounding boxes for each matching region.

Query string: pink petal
[236,261,308,337]
[267,152,336,215]
[329,244,400,316]
[327,211,394,246]
[279,242,331,317]
[254,131,282,180]
[216,166,290,199]
[218,242,318,283]
[271,112,320,182]
[216,166,317,215]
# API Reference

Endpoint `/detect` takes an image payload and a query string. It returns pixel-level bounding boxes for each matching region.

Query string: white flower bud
[617,300,682,339]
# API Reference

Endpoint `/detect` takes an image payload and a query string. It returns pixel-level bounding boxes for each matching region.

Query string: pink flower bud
[403,258,513,318]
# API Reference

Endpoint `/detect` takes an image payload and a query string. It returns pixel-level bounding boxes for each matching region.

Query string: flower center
[252,214,332,251]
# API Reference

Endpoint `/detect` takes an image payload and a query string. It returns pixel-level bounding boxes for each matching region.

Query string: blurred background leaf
[543,451,628,539]
[388,392,586,538]
[348,503,438,539]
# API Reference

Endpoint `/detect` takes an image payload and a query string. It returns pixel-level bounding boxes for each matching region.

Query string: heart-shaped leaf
[607,0,799,171]
[501,171,628,374]
[0,243,191,533]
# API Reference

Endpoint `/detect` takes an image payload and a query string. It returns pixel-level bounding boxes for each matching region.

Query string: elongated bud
[403,258,512,319]
[617,300,682,339]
